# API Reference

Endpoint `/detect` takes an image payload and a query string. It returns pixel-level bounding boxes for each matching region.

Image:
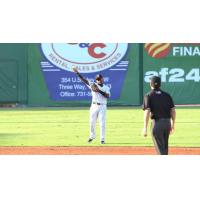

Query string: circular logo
[144,43,171,58]
[41,43,128,73]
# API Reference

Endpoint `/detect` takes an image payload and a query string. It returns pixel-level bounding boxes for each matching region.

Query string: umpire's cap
[95,74,103,80]
[150,76,161,89]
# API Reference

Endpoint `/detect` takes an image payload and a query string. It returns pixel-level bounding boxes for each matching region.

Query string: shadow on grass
[0,133,30,137]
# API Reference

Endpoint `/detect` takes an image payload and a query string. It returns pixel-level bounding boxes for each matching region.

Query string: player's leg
[89,105,99,141]
[98,105,106,144]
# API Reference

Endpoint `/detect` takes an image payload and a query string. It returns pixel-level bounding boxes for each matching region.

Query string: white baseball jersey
[88,81,111,104]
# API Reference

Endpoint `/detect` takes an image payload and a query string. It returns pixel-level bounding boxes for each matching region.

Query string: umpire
[142,76,176,155]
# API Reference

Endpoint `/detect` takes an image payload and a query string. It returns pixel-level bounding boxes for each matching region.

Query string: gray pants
[152,119,171,155]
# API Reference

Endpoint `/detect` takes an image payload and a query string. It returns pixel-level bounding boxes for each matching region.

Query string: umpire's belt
[93,102,103,105]
[155,118,170,122]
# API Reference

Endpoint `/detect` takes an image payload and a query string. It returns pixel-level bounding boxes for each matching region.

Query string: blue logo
[41,43,128,73]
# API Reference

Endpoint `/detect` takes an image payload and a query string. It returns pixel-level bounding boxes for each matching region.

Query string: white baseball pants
[89,104,107,142]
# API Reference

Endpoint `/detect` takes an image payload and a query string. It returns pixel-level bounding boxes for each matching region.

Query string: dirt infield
[0,146,200,155]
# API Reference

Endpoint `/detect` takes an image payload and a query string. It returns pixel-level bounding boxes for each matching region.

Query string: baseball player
[72,66,110,144]
[142,76,176,155]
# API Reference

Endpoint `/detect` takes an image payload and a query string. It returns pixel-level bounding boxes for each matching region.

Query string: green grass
[0,107,200,147]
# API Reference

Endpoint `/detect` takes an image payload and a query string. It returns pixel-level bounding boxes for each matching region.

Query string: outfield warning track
[0,146,200,155]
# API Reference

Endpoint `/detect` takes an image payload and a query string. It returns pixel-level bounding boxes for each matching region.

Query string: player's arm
[96,89,110,98]
[170,107,176,133]
[72,66,89,86]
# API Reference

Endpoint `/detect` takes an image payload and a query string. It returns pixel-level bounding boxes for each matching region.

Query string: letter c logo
[88,43,107,59]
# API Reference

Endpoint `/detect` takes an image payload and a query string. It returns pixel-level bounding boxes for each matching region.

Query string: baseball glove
[91,83,99,92]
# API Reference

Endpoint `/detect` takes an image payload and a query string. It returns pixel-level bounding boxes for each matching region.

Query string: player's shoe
[101,141,105,144]
[88,138,94,143]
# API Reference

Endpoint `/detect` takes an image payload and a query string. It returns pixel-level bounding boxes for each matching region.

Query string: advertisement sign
[40,43,129,101]
[143,43,200,104]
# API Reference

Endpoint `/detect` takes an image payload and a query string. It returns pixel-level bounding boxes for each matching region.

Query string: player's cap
[150,76,161,89]
[95,74,103,80]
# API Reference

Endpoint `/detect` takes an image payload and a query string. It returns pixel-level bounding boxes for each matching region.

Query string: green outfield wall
[0,44,27,104]
[0,43,199,106]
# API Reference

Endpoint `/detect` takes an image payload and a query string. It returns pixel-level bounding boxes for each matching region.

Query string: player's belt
[93,102,104,105]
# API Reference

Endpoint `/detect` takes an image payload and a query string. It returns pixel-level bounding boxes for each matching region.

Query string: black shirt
[142,89,175,120]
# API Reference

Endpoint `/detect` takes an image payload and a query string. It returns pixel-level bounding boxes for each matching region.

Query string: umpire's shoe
[101,141,105,144]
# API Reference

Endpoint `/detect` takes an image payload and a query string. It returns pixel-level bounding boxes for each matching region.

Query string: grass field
[0,107,200,147]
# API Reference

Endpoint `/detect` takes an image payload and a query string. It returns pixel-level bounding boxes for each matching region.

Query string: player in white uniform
[73,67,110,144]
